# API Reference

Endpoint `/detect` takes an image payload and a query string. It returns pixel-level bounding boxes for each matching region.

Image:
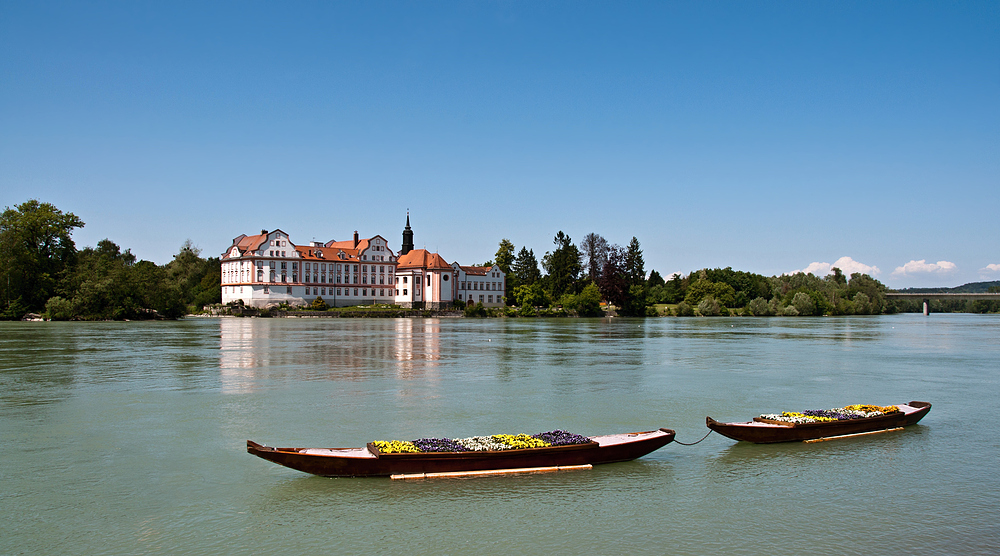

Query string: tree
[510,247,542,291]
[1,200,84,316]
[580,233,609,283]
[598,245,628,308]
[541,231,582,299]
[573,283,603,317]
[647,270,665,288]
[494,239,515,275]
[624,237,645,286]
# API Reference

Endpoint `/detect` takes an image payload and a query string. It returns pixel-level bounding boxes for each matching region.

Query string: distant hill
[894,281,1000,294]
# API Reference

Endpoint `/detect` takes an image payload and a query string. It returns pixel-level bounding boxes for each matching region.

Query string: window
[270,261,275,268]
[321,288,326,295]
[488,295,493,303]
[403,277,408,284]
[353,265,358,272]
[263,286,269,294]
[443,274,449,281]
[395,289,399,295]
[403,289,407,295]
[354,289,358,296]
[479,295,484,303]
[305,263,311,270]
[337,288,341,295]
[363,289,368,296]
[292,262,298,270]
[287,286,292,294]
[380,289,384,297]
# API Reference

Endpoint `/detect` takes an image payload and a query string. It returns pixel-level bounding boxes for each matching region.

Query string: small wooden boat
[247,428,675,478]
[706,401,931,444]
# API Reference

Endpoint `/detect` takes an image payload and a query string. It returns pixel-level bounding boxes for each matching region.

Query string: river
[1,314,997,554]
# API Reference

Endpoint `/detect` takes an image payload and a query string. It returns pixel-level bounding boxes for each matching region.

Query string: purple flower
[532,430,592,446]
[411,438,468,452]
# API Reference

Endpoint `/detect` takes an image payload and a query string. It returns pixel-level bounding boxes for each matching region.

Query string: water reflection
[0,323,79,407]
[218,318,445,393]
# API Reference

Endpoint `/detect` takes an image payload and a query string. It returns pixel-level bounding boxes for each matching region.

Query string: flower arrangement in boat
[760,404,901,424]
[371,430,594,453]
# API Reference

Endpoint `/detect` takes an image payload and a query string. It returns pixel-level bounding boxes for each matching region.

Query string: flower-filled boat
[247,428,675,478]
[706,401,931,443]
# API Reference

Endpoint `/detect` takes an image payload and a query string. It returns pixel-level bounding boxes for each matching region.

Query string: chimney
[261,229,268,235]
[353,231,359,248]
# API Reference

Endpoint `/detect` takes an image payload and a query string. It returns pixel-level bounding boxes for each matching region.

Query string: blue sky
[2,1,997,288]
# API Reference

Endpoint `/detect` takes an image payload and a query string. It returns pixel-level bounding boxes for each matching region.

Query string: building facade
[453,263,506,307]
[220,229,398,308]
[393,249,456,309]
[220,217,505,309]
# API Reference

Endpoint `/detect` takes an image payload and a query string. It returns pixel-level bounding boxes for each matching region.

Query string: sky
[2,1,997,289]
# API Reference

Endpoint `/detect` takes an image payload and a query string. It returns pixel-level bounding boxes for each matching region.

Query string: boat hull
[706,401,931,444]
[248,428,675,477]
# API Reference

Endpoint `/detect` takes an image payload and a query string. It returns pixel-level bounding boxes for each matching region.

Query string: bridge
[885,292,1000,315]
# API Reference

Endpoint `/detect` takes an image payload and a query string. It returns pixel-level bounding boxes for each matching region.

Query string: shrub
[853,292,871,315]
[747,297,772,316]
[44,296,75,321]
[781,305,800,316]
[697,296,721,316]
[791,292,815,316]
[311,297,328,310]
[465,302,488,317]
[674,301,695,316]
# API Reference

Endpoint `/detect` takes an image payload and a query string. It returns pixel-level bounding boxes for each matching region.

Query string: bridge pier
[923,299,930,316]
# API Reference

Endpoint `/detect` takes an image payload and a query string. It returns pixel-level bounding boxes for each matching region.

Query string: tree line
[488,232,902,317]
[1,200,220,320]
[487,232,656,317]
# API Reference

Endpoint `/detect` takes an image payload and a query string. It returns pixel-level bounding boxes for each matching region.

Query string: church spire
[401,210,414,255]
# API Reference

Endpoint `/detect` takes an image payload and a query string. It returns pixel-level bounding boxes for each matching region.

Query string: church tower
[401,212,414,255]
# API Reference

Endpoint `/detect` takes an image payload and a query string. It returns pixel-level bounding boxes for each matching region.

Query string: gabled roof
[397,249,453,270]
[222,232,269,259]
[326,238,370,252]
[459,265,492,276]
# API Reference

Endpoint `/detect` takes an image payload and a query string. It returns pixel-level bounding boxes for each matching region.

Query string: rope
[673,430,713,446]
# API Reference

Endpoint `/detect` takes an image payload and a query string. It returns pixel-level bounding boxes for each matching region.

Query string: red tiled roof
[397,249,453,270]
[459,265,491,276]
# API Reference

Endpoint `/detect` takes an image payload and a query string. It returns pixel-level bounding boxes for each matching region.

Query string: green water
[1,315,997,554]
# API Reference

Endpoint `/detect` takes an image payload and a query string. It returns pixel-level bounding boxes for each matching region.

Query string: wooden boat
[247,428,676,478]
[706,401,931,444]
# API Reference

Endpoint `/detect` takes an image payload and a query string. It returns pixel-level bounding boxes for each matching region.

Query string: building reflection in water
[393,318,441,380]
[219,317,442,394]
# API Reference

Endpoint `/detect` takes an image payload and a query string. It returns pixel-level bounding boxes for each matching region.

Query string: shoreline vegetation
[3,199,998,321]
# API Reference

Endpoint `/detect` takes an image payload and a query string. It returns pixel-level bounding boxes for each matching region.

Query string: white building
[393,249,456,309]
[220,229,398,308]
[220,217,506,310]
[453,263,506,307]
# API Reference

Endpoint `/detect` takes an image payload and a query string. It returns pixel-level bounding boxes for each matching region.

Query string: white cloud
[980,263,1000,276]
[891,259,958,277]
[787,256,880,277]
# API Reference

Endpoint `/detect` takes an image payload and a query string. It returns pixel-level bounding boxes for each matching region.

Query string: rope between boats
[673,430,713,446]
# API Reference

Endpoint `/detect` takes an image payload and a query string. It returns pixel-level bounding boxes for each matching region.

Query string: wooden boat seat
[298,447,376,458]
